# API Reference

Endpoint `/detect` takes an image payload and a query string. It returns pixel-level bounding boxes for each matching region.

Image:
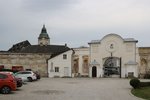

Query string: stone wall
[0,52,51,77]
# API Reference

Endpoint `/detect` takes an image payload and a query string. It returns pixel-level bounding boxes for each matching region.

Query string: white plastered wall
[48,50,73,78]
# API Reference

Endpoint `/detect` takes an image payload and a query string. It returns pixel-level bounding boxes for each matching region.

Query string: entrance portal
[103,57,120,77]
[92,66,97,77]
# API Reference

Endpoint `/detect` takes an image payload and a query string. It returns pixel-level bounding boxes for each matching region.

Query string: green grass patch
[131,86,150,100]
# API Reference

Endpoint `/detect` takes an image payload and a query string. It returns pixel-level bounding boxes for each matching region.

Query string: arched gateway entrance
[103,57,121,77]
[92,66,97,77]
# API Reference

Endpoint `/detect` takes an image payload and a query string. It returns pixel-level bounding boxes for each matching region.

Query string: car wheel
[27,77,32,82]
[1,86,11,94]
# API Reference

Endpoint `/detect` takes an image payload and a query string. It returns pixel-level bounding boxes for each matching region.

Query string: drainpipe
[71,48,75,78]
[89,44,91,78]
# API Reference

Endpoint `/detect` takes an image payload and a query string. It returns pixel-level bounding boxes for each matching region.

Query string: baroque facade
[88,34,138,78]
[138,47,150,78]
[72,47,89,77]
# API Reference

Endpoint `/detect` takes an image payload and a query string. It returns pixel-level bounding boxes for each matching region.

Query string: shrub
[130,78,140,89]
[140,82,150,87]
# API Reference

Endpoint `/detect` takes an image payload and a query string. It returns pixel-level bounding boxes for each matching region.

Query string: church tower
[38,25,50,46]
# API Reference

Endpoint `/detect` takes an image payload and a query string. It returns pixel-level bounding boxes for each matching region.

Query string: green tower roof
[38,25,50,39]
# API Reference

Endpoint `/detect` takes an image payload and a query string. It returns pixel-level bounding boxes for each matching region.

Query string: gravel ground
[0,78,143,100]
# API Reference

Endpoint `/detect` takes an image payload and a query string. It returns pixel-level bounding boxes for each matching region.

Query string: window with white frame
[55,67,59,72]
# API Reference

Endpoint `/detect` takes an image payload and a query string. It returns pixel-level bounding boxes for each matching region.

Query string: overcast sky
[0,0,150,50]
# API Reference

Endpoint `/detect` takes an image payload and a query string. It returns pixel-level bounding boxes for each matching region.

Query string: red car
[0,72,17,94]
[0,71,23,87]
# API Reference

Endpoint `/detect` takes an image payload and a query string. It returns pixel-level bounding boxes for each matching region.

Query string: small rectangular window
[63,54,67,59]
[55,67,59,72]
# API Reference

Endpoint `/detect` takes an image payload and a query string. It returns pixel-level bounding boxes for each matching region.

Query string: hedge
[130,78,150,89]
[140,82,150,87]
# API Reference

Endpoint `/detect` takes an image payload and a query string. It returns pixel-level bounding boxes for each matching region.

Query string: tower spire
[38,25,50,46]
[41,24,47,34]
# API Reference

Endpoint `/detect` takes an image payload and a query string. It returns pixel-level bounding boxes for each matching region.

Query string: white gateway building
[88,33,138,78]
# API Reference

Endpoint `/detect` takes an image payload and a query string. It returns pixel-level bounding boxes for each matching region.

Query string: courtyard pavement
[0,78,143,100]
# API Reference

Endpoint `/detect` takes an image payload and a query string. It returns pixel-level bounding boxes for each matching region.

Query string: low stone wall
[0,52,51,77]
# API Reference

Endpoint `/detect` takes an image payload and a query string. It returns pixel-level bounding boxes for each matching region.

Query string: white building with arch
[88,33,138,78]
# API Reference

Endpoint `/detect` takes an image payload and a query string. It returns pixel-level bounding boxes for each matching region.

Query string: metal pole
[120,57,122,78]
